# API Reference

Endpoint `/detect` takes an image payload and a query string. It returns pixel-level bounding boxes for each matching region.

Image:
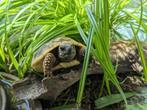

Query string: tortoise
[31,37,85,77]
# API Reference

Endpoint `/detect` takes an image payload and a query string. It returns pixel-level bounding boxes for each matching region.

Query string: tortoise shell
[31,37,85,72]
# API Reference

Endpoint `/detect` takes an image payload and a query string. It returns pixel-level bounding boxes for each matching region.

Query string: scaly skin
[58,44,76,61]
[43,53,56,77]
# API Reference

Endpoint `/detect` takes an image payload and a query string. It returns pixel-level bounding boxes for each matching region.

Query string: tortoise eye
[60,46,66,51]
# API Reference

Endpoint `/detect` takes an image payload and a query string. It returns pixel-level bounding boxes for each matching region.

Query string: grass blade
[76,20,94,106]
[95,92,134,109]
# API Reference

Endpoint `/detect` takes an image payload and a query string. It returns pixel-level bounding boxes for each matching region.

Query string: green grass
[76,18,94,106]
[0,0,146,109]
[0,0,89,78]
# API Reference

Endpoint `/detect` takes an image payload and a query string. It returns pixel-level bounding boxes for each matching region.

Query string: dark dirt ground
[49,73,143,110]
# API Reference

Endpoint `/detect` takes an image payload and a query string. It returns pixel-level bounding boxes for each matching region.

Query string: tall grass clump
[0,0,89,78]
[76,0,128,107]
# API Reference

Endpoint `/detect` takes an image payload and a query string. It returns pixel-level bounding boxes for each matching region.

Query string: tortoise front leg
[43,53,56,77]
[78,47,86,61]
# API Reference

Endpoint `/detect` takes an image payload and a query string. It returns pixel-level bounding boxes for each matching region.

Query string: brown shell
[31,37,85,72]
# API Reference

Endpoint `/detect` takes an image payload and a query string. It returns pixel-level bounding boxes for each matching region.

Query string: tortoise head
[58,43,76,61]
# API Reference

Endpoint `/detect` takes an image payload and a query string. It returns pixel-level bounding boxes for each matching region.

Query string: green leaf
[125,104,147,110]
[76,23,94,106]
[95,92,135,109]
